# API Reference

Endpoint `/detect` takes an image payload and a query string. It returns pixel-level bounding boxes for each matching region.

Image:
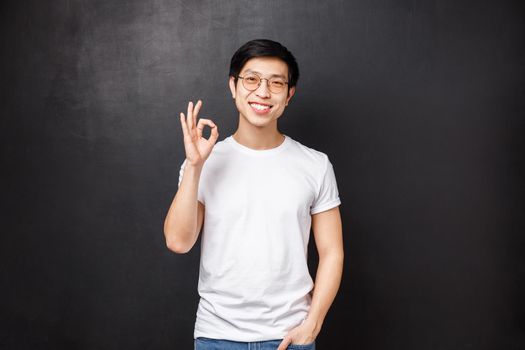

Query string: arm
[163,100,219,254]
[278,206,344,349]
[163,164,205,253]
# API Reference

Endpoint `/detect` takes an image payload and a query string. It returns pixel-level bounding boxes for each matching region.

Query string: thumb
[277,336,292,350]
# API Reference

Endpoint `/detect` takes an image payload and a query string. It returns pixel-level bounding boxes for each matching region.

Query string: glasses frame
[237,73,289,94]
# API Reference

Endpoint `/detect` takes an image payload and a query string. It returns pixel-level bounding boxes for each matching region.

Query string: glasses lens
[242,74,260,91]
[269,78,286,93]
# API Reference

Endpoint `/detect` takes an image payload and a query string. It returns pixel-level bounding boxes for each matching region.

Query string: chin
[247,118,272,127]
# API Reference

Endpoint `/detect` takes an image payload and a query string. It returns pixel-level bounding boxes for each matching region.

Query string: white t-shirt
[177,134,341,342]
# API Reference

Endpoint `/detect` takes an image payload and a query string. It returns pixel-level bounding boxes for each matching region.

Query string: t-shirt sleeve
[310,155,341,215]
[177,159,205,205]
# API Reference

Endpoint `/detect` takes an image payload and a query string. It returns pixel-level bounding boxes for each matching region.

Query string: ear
[285,86,296,106]
[229,76,237,99]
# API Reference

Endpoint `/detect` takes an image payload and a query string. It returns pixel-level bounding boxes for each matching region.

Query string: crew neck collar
[227,134,291,156]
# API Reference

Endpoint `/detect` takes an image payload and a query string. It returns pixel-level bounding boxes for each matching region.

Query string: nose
[255,78,271,98]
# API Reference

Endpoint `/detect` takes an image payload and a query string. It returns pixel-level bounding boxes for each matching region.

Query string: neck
[233,114,285,150]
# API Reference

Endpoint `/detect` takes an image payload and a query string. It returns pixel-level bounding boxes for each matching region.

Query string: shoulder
[286,136,330,169]
[208,136,233,157]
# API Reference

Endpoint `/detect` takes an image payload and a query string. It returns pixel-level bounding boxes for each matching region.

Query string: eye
[271,80,285,87]
[245,76,259,83]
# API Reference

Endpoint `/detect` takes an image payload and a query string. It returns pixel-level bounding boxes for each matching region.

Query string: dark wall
[1,1,524,349]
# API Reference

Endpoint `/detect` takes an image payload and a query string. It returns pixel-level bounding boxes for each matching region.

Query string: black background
[1,1,524,349]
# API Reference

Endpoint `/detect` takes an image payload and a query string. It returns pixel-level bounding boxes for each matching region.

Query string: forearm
[305,250,344,335]
[163,161,202,253]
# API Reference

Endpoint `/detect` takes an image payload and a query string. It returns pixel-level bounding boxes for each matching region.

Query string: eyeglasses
[237,73,289,94]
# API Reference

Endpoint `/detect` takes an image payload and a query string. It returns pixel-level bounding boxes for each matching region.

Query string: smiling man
[164,39,343,350]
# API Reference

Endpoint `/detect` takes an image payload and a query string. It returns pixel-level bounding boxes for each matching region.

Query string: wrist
[303,316,322,336]
[185,160,204,171]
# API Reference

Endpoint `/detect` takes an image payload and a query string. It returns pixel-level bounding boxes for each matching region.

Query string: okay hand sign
[179,100,219,167]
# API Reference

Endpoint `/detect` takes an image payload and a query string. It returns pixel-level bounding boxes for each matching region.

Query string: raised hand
[179,100,219,167]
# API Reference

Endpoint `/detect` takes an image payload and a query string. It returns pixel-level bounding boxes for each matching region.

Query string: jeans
[194,337,316,350]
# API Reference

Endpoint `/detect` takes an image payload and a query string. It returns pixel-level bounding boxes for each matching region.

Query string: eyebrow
[243,69,287,79]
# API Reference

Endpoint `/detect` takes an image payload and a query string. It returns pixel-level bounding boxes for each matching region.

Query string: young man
[164,39,343,350]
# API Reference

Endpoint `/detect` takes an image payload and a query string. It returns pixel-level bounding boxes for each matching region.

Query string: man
[164,39,343,350]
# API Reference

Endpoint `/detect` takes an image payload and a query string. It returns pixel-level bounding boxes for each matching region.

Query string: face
[229,57,295,128]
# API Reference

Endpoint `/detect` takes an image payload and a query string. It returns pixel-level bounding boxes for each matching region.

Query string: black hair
[229,39,299,90]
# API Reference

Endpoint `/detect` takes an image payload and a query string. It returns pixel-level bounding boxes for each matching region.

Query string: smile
[249,102,273,114]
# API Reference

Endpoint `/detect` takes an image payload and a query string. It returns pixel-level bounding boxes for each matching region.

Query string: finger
[193,100,203,124]
[196,118,216,140]
[186,101,194,131]
[180,113,190,139]
[208,120,219,144]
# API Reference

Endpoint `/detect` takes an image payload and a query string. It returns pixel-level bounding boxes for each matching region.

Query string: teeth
[250,103,270,110]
